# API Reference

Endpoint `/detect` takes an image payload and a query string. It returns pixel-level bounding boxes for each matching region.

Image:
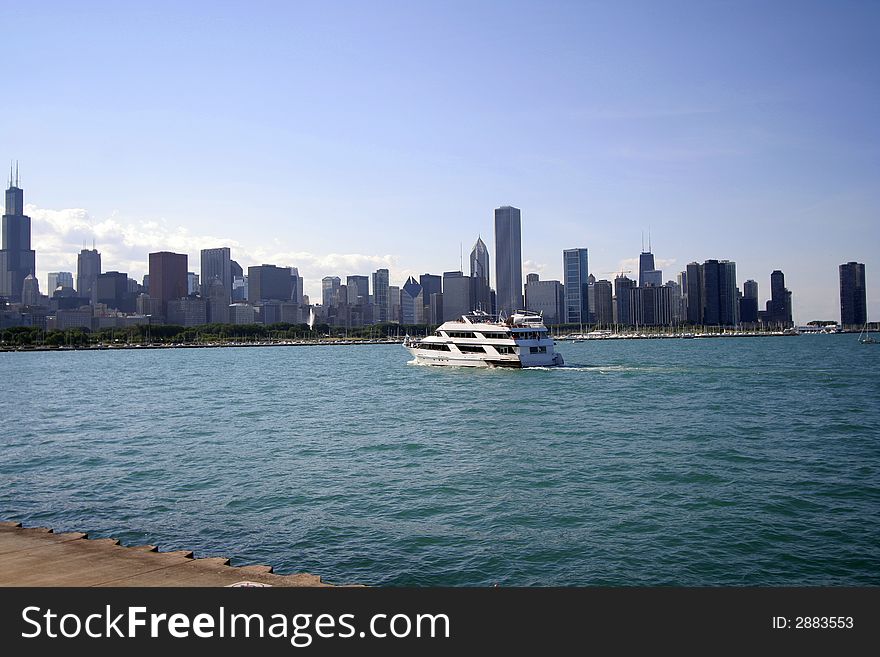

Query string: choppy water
[1,335,879,586]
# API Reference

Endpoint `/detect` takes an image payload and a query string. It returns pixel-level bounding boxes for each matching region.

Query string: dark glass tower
[839,262,867,327]
[494,206,523,316]
[0,164,36,302]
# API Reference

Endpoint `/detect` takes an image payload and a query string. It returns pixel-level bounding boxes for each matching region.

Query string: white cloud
[523,260,548,277]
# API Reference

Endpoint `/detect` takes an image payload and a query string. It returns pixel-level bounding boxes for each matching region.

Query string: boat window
[529,346,548,354]
[482,332,509,339]
[447,331,477,339]
[494,345,514,354]
[458,345,486,353]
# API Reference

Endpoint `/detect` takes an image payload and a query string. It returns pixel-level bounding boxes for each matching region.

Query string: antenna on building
[460,242,463,272]
[15,160,19,187]
[8,161,12,188]
[641,230,644,253]
[648,226,652,252]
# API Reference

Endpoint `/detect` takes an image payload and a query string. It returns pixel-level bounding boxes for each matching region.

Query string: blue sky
[4,0,879,321]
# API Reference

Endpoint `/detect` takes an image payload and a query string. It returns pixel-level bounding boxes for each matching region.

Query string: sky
[3,0,879,322]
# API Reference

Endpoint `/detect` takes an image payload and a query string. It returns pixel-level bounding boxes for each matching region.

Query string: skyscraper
[0,165,36,302]
[345,275,369,305]
[76,248,102,304]
[442,270,471,322]
[593,279,614,326]
[47,272,74,293]
[718,260,738,326]
[740,279,759,323]
[638,249,655,288]
[96,271,134,312]
[685,262,703,325]
[148,251,188,315]
[766,270,792,327]
[563,248,589,325]
[839,262,867,327]
[400,276,423,324]
[494,206,523,316]
[250,264,293,302]
[470,236,490,285]
[322,276,341,307]
[701,260,721,325]
[200,247,232,301]
[524,274,565,324]
[372,268,390,322]
[614,275,636,326]
[470,236,492,313]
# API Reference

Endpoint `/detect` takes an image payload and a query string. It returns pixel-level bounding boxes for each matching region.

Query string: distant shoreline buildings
[0,168,871,332]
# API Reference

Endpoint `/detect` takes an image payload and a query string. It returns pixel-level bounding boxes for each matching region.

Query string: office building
[249,264,293,302]
[0,165,36,302]
[148,251,187,315]
[166,297,207,327]
[442,271,471,322]
[593,279,613,326]
[839,262,867,327]
[684,263,702,325]
[96,271,134,313]
[400,277,424,324]
[200,247,232,301]
[614,275,636,326]
[21,274,41,306]
[372,269,390,322]
[524,275,565,325]
[740,279,759,324]
[563,248,589,325]
[47,272,74,294]
[388,285,400,322]
[322,276,341,307]
[638,248,655,288]
[346,275,370,305]
[494,206,523,315]
[76,248,102,305]
[765,270,792,327]
[206,277,230,324]
[470,237,492,312]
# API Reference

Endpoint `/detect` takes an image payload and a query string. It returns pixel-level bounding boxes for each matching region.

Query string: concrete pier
[0,522,332,587]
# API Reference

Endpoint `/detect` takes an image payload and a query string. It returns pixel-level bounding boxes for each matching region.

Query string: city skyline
[4,3,878,322]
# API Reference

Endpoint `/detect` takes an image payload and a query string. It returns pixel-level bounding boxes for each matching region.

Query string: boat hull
[405,347,562,368]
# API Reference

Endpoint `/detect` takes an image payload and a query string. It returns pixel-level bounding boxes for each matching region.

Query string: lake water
[1,334,878,585]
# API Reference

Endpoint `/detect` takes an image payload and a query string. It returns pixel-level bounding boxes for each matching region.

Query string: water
[1,335,878,586]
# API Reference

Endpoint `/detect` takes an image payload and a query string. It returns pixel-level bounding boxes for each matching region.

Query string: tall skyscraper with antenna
[0,162,36,302]
[638,229,659,287]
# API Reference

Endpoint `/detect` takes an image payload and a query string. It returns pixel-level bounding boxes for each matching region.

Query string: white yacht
[404,310,564,368]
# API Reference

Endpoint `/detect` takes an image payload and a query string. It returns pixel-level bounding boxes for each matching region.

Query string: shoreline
[1,330,867,352]
[0,521,340,587]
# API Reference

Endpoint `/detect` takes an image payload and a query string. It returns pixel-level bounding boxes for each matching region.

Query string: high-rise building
[148,251,188,315]
[638,249,655,288]
[587,273,596,323]
[372,269,390,322]
[290,267,304,304]
[187,272,199,296]
[685,262,702,325]
[701,260,721,325]
[77,248,102,304]
[388,285,400,323]
[96,271,134,313]
[322,276,341,307]
[614,275,636,326]
[839,262,867,327]
[641,269,663,287]
[665,280,682,325]
[400,276,423,324]
[200,247,232,302]
[206,277,230,324]
[563,248,589,325]
[249,264,293,302]
[47,272,74,294]
[524,275,565,324]
[442,271,471,322]
[346,275,370,305]
[718,260,738,326]
[765,270,792,327]
[21,274,40,306]
[0,165,36,302]
[470,236,490,285]
[470,236,492,313]
[593,279,613,326]
[740,279,759,324]
[631,285,672,326]
[494,206,523,316]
